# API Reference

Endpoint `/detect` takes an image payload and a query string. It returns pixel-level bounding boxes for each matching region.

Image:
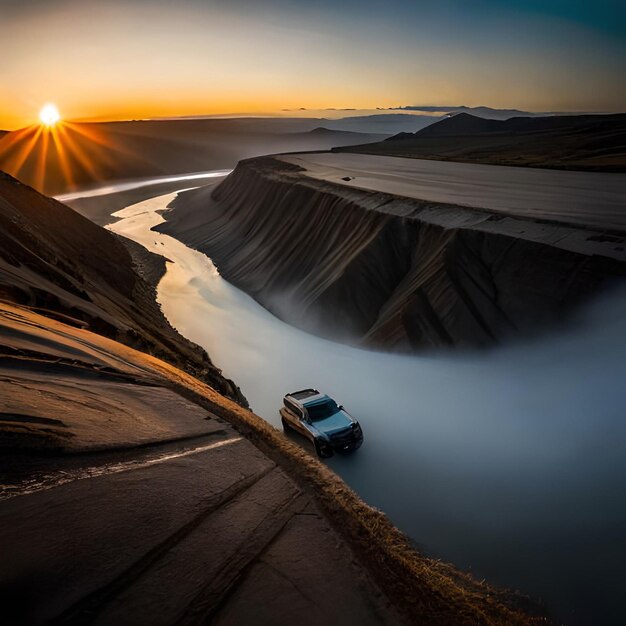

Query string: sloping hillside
[335,113,626,171]
[0,170,243,402]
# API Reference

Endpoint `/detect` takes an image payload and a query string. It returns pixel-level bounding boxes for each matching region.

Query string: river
[76,173,626,625]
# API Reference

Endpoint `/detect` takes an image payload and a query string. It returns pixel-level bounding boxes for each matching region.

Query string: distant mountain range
[415,111,626,136]
[389,105,545,120]
[335,112,626,172]
[318,114,435,135]
[309,127,363,136]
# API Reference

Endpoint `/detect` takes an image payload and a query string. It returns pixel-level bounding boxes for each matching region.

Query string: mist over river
[107,183,626,625]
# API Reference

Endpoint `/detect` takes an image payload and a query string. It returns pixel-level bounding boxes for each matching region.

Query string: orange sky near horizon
[2,0,624,131]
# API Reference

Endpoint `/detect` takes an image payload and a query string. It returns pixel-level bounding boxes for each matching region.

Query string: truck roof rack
[287,388,320,400]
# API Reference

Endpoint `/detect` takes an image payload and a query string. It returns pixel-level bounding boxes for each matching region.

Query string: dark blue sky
[205,0,625,35]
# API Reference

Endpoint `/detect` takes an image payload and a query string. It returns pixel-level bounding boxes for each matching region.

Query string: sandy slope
[0,304,224,452]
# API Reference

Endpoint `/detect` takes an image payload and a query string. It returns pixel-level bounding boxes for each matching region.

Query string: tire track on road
[50,463,275,625]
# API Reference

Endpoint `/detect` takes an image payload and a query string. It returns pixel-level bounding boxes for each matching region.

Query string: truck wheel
[314,439,333,458]
[281,417,291,432]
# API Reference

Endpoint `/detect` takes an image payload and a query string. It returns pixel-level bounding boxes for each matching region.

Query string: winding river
[70,173,626,625]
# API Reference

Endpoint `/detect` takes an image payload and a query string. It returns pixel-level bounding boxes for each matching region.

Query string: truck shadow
[280,425,319,459]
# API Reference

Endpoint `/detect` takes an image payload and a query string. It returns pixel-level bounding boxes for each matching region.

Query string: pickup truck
[280,389,364,458]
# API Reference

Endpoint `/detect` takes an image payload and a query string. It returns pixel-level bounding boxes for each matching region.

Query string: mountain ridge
[335,112,626,171]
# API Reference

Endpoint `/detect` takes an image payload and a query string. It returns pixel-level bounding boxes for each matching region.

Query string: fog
[111,190,626,625]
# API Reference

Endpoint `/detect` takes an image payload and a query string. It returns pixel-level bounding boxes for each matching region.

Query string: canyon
[157,154,626,352]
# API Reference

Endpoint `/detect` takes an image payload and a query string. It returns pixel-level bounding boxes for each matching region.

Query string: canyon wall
[159,156,626,351]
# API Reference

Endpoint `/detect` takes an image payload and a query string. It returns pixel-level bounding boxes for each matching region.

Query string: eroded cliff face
[159,156,626,351]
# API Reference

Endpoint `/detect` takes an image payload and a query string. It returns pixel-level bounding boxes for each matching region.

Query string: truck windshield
[307,400,339,421]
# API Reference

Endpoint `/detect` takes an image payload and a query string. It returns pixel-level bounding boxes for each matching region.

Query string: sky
[0,0,624,129]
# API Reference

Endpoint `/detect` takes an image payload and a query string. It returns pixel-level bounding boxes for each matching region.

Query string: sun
[39,103,61,127]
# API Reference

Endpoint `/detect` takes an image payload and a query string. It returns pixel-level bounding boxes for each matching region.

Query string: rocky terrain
[158,155,626,352]
[335,112,626,172]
